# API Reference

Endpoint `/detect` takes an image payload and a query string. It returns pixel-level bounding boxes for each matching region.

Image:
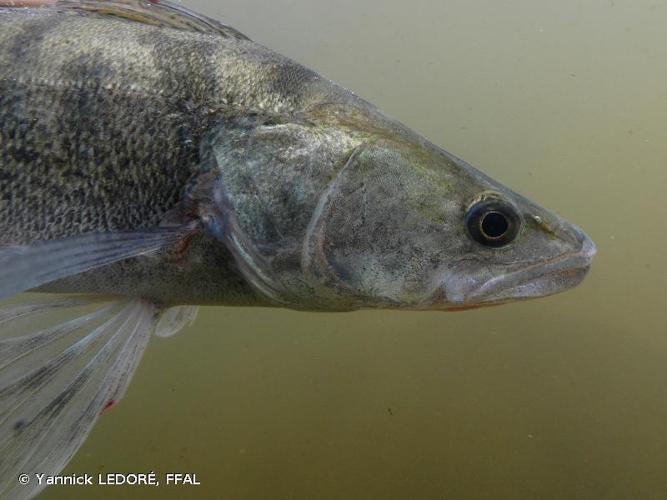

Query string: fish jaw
[436,228,596,308]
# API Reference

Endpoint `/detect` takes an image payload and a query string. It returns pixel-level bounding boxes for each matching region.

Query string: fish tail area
[0,296,160,499]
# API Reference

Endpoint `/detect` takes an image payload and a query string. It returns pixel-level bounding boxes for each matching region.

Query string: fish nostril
[530,214,559,237]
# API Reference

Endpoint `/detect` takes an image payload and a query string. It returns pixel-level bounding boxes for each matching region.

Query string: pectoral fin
[0,226,193,301]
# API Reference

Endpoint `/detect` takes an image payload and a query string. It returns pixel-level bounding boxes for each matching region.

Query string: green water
[44,0,666,498]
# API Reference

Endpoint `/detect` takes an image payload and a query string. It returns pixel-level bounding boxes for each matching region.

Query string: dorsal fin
[52,0,250,40]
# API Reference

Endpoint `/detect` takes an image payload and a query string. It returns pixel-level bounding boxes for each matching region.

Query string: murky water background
[43,0,666,498]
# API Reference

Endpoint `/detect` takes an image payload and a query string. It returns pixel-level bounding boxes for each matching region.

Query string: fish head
[198,106,594,311]
[301,126,596,310]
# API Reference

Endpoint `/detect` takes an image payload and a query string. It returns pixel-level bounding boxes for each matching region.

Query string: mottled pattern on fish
[0,7,349,305]
[0,8,327,245]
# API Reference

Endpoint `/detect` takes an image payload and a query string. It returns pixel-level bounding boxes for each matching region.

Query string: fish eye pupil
[480,211,508,239]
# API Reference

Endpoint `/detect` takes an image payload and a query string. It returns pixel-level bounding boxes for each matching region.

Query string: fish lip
[441,230,596,307]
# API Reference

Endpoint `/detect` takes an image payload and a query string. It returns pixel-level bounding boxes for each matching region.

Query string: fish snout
[571,226,597,262]
[433,225,596,309]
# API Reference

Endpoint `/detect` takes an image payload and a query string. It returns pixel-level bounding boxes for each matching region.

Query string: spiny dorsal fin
[53,0,250,40]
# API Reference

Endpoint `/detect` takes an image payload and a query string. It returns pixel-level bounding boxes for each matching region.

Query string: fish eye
[465,199,520,247]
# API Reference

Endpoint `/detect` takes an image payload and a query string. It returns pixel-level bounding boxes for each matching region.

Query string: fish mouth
[439,231,596,308]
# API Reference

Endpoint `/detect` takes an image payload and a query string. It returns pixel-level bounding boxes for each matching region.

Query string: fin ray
[0,296,157,500]
[154,305,199,338]
[53,0,250,39]
[0,227,190,300]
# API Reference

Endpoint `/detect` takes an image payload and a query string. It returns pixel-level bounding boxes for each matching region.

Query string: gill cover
[198,116,454,309]
[195,115,361,309]
[302,142,452,308]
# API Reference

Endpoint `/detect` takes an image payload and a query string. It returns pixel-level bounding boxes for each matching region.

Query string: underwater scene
[0,0,664,499]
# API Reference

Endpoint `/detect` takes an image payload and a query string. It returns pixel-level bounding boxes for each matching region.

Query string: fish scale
[0,7,326,240]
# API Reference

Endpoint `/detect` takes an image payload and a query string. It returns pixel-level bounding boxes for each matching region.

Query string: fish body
[0,5,332,305]
[0,5,595,310]
[0,2,596,498]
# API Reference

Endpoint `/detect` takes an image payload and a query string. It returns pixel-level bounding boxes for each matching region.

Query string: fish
[0,1,596,497]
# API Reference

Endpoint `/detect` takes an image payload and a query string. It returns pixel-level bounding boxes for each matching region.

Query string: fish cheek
[302,145,443,305]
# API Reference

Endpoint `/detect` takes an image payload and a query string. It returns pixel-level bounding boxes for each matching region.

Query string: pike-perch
[0,1,595,498]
